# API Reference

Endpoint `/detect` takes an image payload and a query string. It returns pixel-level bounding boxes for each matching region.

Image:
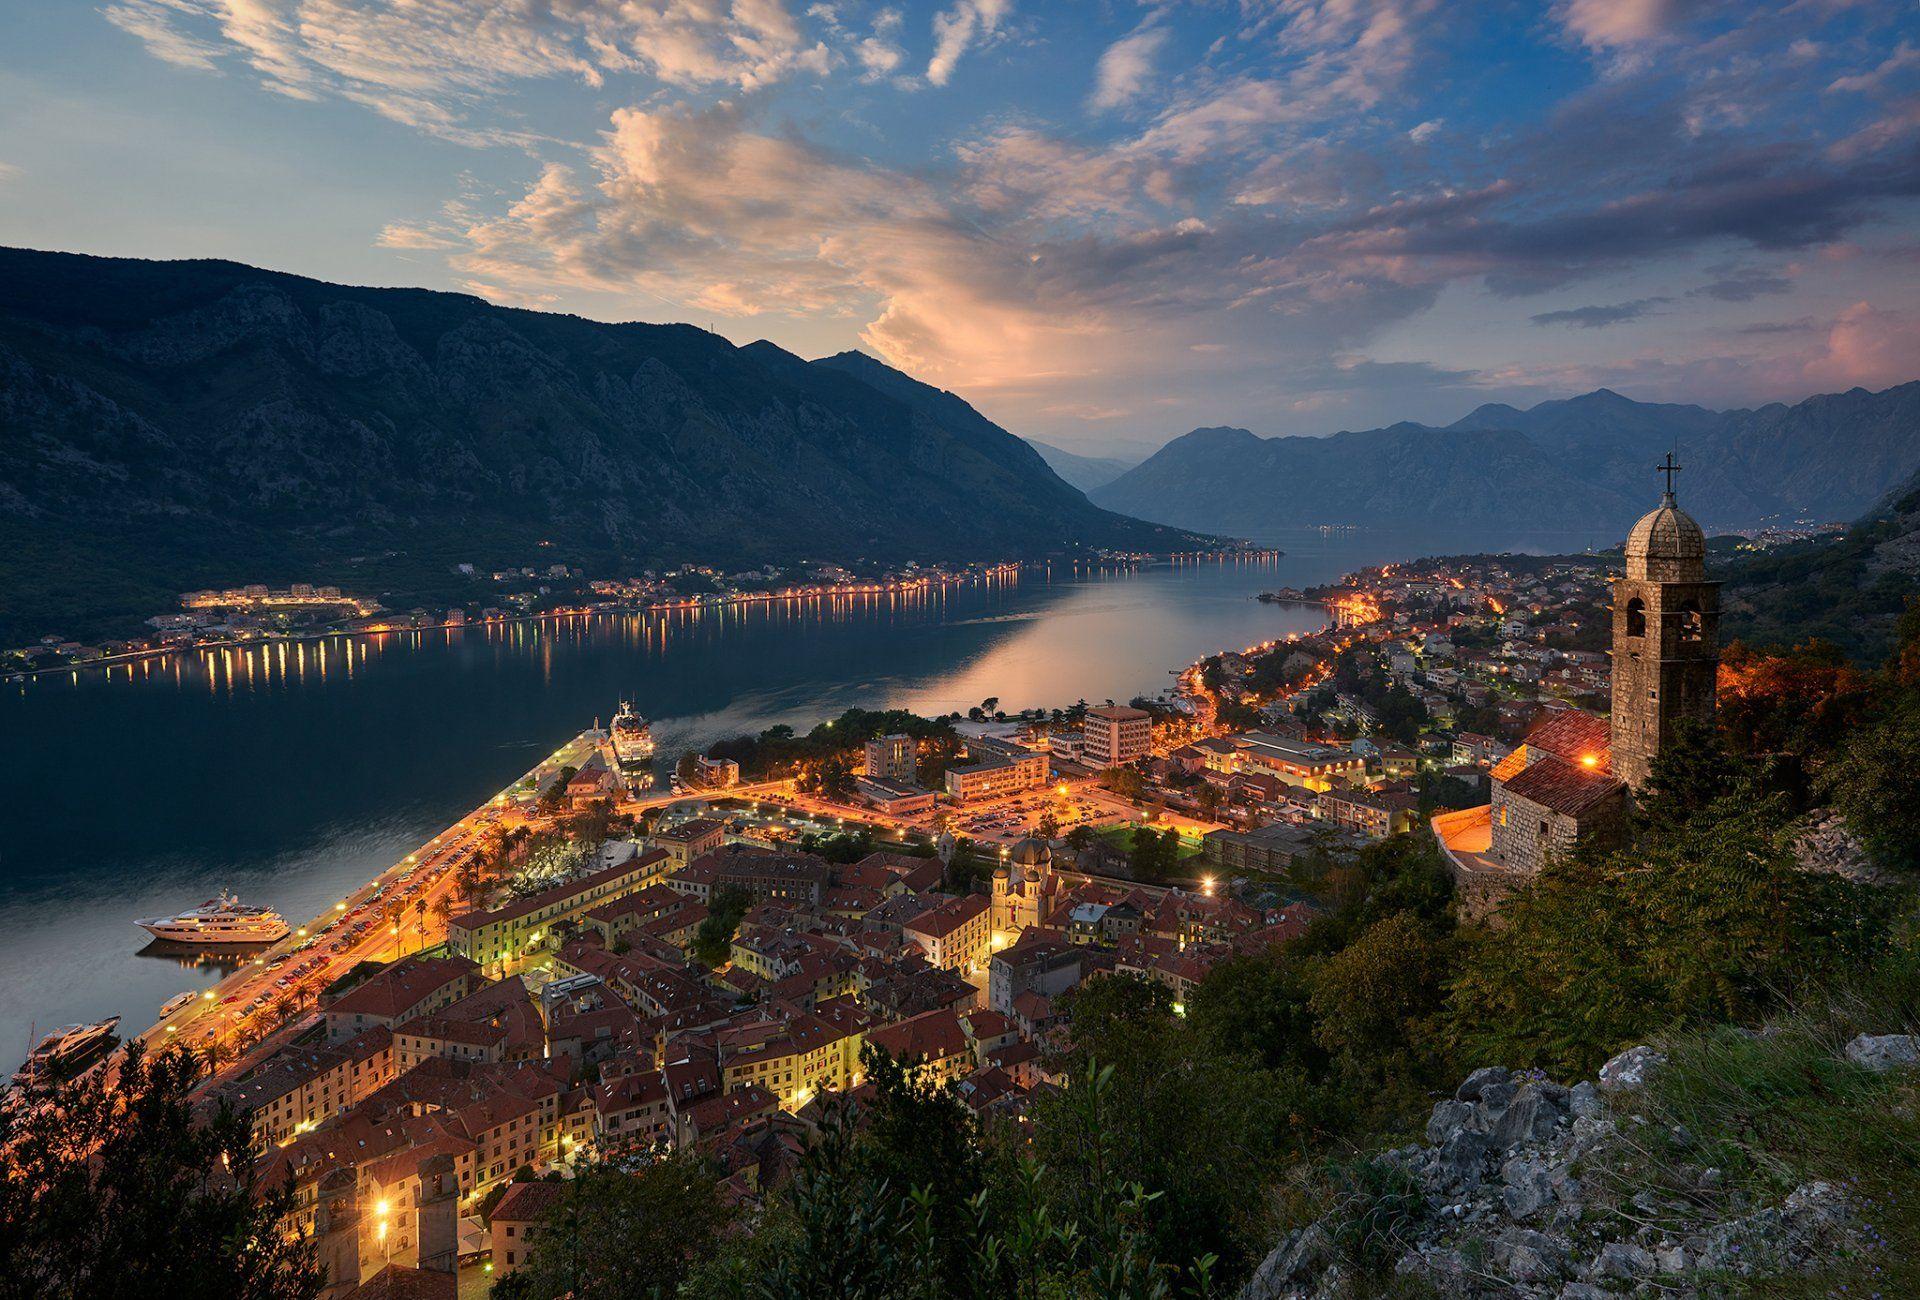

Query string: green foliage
[1101,765,1148,801]
[1446,781,1887,1076]
[1128,826,1184,880]
[706,709,959,783]
[492,1157,731,1300]
[1307,912,1451,1088]
[1040,976,1302,1278]
[1718,496,1920,663]
[0,1044,321,1300]
[1822,691,1920,870]
[694,885,753,967]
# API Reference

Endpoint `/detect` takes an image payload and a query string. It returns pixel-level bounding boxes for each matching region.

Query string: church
[1436,460,1720,888]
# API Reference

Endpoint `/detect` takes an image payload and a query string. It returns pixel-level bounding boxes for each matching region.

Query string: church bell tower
[1610,455,1719,789]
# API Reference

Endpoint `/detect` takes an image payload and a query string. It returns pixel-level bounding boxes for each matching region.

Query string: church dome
[1624,496,1706,582]
[1007,836,1052,869]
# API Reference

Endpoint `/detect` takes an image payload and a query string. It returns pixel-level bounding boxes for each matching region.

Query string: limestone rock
[1597,1045,1666,1093]
[1844,1033,1920,1072]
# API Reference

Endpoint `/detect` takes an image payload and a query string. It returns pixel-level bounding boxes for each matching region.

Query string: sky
[1,1,1917,456]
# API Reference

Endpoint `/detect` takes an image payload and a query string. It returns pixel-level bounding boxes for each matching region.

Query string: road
[135,732,602,1076]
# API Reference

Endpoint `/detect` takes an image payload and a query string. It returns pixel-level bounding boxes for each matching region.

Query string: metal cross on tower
[1656,451,1682,500]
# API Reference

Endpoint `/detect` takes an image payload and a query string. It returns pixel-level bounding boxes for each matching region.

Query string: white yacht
[136,893,290,946]
[14,1018,120,1088]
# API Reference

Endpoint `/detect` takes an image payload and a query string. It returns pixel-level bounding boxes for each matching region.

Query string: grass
[1610,929,1920,1298]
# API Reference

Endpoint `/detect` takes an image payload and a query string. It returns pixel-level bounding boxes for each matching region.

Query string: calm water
[0,526,1589,1063]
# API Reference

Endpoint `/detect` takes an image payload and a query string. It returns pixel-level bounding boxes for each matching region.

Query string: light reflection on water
[0,528,1589,1063]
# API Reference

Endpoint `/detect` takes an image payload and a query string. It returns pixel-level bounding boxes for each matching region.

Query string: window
[1678,600,1703,643]
[1625,597,1646,638]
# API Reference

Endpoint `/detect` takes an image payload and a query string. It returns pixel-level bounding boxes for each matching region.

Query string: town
[2,552,1276,678]
[59,494,1709,1297]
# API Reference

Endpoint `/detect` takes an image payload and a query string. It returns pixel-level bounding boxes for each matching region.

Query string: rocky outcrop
[1244,1046,1884,1299]
[1792,811,1892,886]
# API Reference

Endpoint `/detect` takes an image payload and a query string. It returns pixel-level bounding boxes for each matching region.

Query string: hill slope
[0,248,1200,643]
[1023,439,1137,493]
[1094,384,1920,538]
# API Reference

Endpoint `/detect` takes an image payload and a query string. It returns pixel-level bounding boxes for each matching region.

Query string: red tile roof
[1501,754,1624,818]
[1523,710,1612,770]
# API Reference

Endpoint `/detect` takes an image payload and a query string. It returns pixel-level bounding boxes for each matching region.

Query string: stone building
[1608,463,1720,789]
[1434,466,1717,892]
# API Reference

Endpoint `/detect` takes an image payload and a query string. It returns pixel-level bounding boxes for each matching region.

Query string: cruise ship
[136,893,290,946]
[610,701,656,766]
[14,1018,120,1088]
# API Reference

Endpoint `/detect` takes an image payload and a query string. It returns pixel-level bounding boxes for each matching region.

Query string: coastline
[7,549,1280,684]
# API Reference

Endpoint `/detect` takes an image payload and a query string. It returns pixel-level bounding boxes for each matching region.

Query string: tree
[1307,912,1450,1085]
[1038,975,1298,1280]
[0,1044,322,1300]
[1100,766,1146,801]
[1447,781,1883,1076]
[496,1157,731,1300]
[1823,694,1920,869]
[694,885,753,966]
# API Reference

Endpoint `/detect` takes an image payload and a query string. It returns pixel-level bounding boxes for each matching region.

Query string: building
[855,774,936,816]
[1210,731,1368,791]
[863,733,918,782]
[990,836,1054,934]
[322,957,480,1044]
[696,756,740,789]
[1610,462,1720,789]
[489,1182,565,1278]
[1315,787,1420,840]
[1433,471,1715,895]
[650,818,725,869]
[902,894,993,972]
[1201,822,1320,873]
[944,741,1048,803]
[446,850,667,970]
[1082,705,1152,768]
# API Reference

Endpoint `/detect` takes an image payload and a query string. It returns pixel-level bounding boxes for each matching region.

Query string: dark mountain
[1093,421,1639,539]
[0,247,1202,643]
[1720,468,1920,662]
[1094,383,1920,539]
[1024,439,1138,493]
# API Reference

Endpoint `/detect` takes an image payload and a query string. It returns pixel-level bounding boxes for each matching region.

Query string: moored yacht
[14,1018,120,1087]
[136,893,290,945]
[610,700,656,766]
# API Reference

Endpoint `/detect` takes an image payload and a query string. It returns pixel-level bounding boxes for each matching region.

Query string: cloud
[1408,119,1442,143]
[1688,263,1792,301]
[928,0,1012,87]
[1090,27,1169,111]
[103,0,838,142]
[1827,42,1918,95]
[0,162,19,183]
[1553,0,1706,52]
[1530,297,1671,328]
[1803,301,1920,389]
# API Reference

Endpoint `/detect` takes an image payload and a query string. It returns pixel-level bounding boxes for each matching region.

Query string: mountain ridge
[0,246,1204,644]
[1093,382,1920,539]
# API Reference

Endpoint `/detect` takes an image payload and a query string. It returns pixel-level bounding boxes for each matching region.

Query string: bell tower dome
[1610,455,1719,789]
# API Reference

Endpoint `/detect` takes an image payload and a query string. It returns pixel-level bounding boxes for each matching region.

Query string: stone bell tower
[1609,455,1719,790]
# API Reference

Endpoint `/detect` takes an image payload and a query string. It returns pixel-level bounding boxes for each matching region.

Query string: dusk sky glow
[2,0,1918,453]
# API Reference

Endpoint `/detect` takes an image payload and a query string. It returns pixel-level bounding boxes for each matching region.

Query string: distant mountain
[1093,384,1920,539]
[1024,440,1138,493]
[0,247,1204,643]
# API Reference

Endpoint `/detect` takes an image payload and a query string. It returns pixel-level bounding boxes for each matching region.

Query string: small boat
[159,991,196,1017]
[136,892,290,946]
[14,1018,120,1088]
